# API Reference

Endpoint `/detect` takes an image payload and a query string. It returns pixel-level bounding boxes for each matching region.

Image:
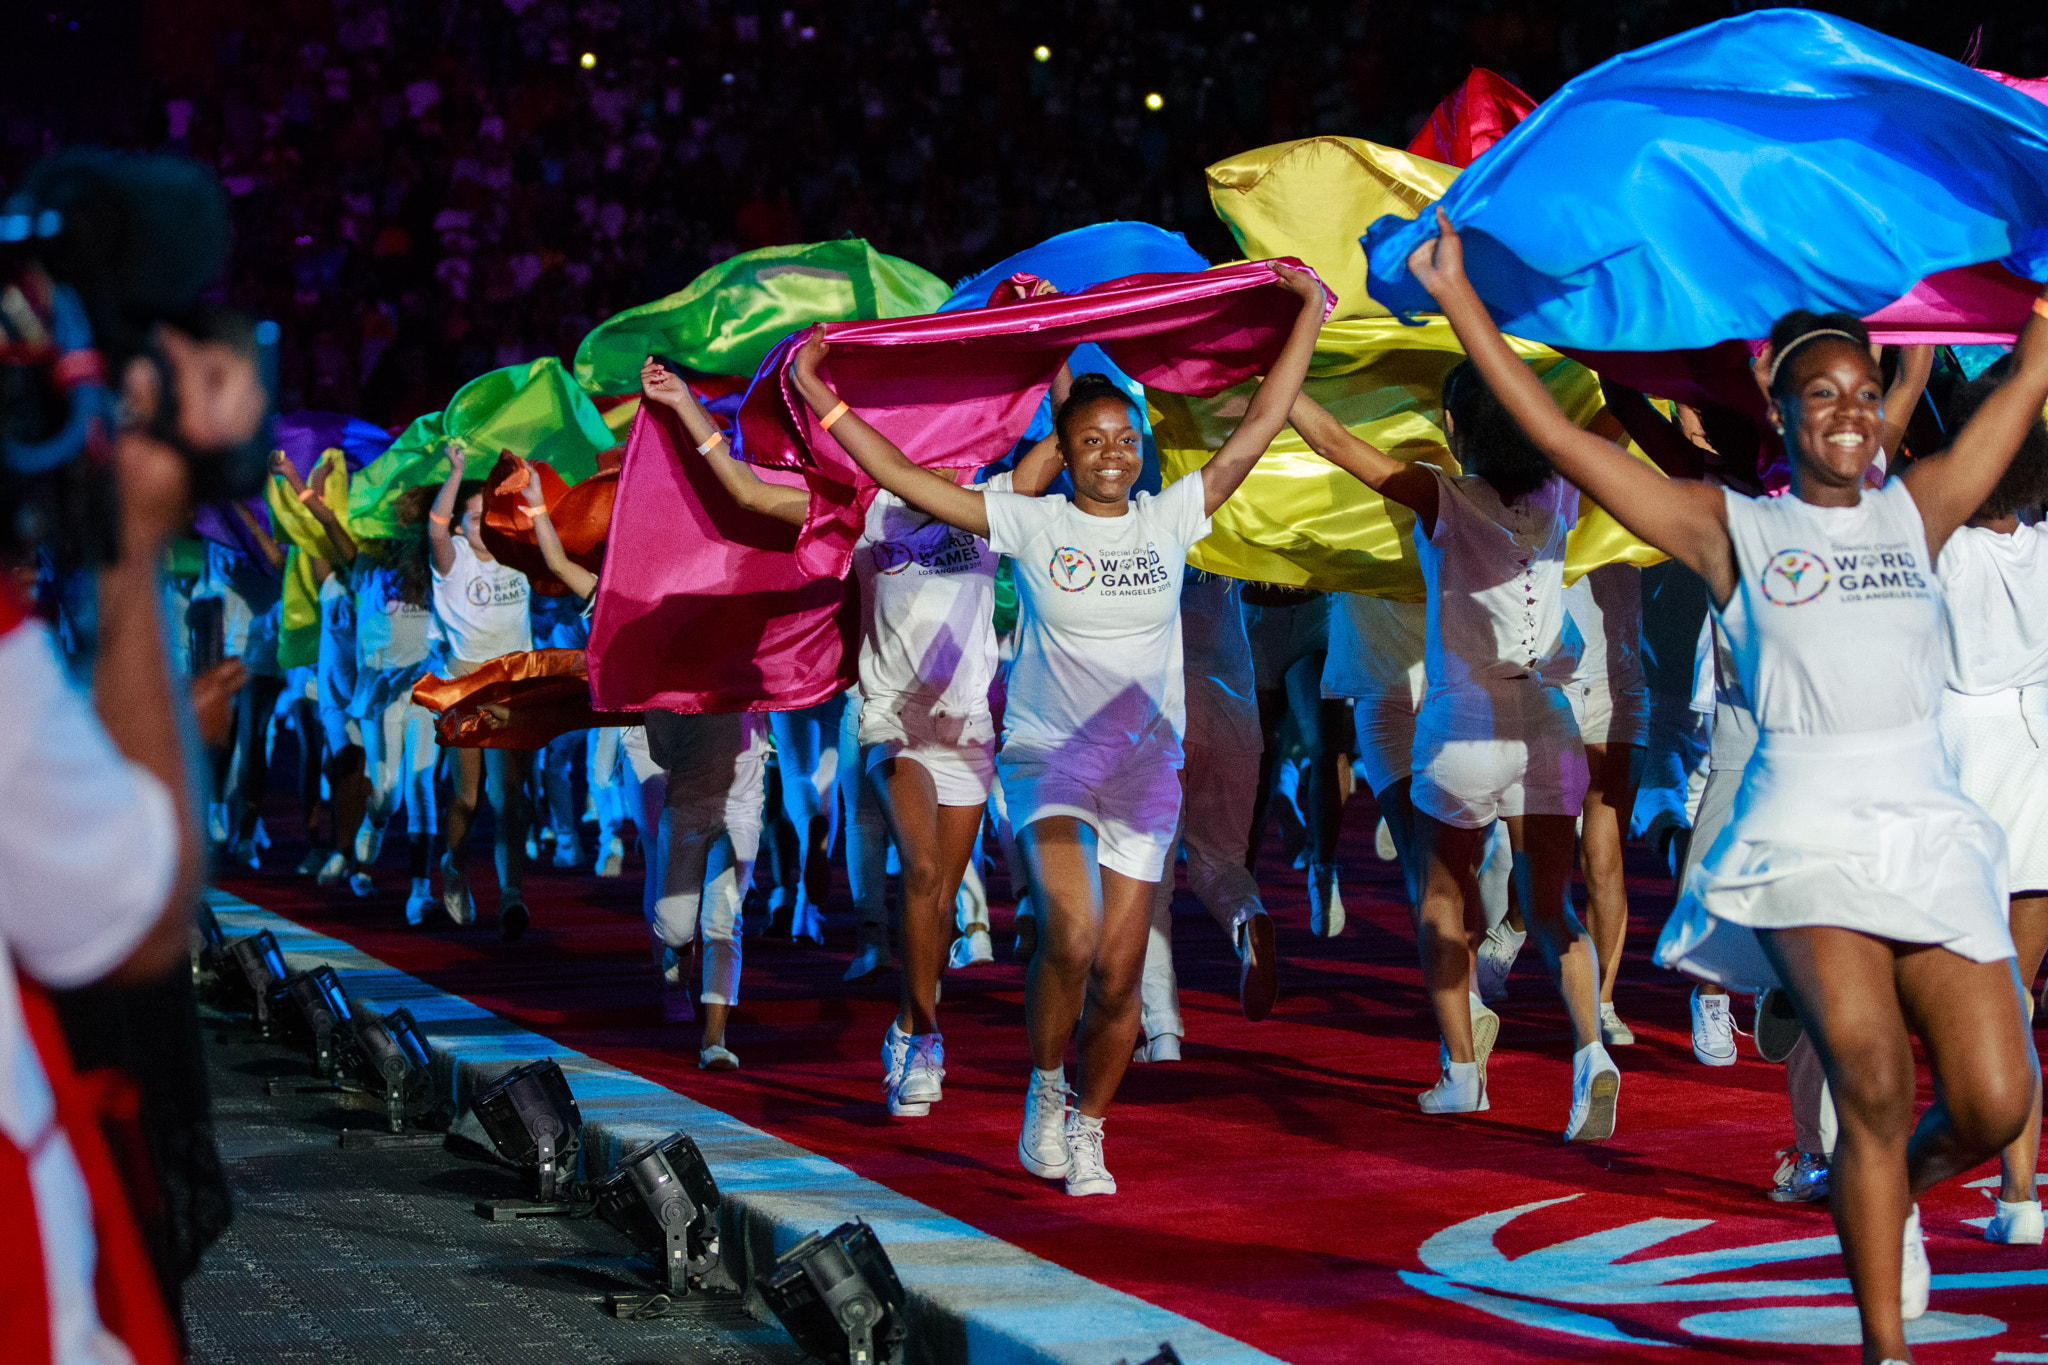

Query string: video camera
[0,149,276,567]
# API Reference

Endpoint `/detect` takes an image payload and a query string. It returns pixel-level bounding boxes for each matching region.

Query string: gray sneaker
[1767,1148,1829,1203]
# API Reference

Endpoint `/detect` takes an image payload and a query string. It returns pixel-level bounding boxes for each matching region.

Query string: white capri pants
[625,712,767,1007]
[361,696,437,834]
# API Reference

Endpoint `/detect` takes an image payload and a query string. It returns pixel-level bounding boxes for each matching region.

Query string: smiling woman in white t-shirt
[788,262,1327,1197]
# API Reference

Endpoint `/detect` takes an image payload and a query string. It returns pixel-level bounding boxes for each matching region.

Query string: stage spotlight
[225,930,288,1033]
[349,1006,437,1134]
[761,1221,906,1365]
[1145,91,1164,110]
[472,1058,583,1201]
[281,965,352,1077]
[1033,44,1050,62]
[580,51,596,69]
[594,1130,722,1309]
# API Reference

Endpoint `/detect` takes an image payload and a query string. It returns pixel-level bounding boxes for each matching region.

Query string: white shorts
[1568,676,1650,748]
[1352,690,1420,795]
[1943,689,2048,894]
[1411,681,1589,829]
[999,741,1183,881]
[865,734,996,806]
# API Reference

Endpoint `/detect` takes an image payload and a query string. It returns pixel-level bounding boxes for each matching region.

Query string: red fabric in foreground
[223,802,2048,1363]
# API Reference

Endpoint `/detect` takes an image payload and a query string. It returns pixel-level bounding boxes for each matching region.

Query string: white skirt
[1942,687,2048,894]
[1657,719,2012,989]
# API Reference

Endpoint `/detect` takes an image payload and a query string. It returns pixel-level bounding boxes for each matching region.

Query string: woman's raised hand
[1406,208,1468,301]
[794,325,830,381]
[1269,260,1327,310]
[640,356,690,410]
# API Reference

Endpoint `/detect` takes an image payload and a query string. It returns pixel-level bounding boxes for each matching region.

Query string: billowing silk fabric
[585,405,855,714]
[1363,11,2048,349]
[264,452,355,670]
[939,222,1208,311]
[478,454,618,597]
[1406,68,1537,169]
[194,411,390,555]
[574,240,950,395]
[738,260,1329,579]
[1208,138,1455,323]
[1150,317,1664,598]
[411,649,637,749]
[345,359,615,539]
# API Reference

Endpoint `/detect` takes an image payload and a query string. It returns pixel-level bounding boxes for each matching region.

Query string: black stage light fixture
[595,1130,722,1308]
[280,965,352,1076]
[348,1005,436,1132]
[761,1221,906,1365]
[225,930,288,1032]
[472,1058,583,1201]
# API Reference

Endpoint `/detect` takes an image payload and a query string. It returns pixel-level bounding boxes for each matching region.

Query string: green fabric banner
[573,239,951,393]
[347,410,447,540]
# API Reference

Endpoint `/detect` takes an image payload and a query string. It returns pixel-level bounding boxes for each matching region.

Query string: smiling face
[1059,394,1143,511]
[1771,338,1884,497]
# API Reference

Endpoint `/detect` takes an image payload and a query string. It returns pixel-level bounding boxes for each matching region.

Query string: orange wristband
[819,400,850,431]
[696,431,727,455]
[429,512,450,526]
[296,487,317,504]
[2033,296,2048,321]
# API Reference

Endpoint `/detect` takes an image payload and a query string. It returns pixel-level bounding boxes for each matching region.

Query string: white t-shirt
[1323,593,1427,706]
[354,563,432,672]
[984,473,1212,759]
[1718,481,1944,736]
[430,537,533,665]
[0,620,178,1364]
[1937,522,2048,696]
[1414,465,1581,695]
[851,472,1012,743]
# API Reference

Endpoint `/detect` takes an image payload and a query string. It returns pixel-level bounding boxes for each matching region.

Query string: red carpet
[221,791,2048,1363]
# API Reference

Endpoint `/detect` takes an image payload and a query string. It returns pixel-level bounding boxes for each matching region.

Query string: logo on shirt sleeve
[1759,549,1829,606]
[1049,546,1096,592]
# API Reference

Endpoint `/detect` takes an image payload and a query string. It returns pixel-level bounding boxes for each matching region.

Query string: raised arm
[790,328,990,537]
[1290,390,1443,534]
[1596,378,1707,481]
[429,444,465,575]
[641,357,807,528]
[1198,263,1328,516]
[1903,289,2048,558]
[1880,344,1934,463]
[1003,361,1074,496]
[230,498,286,573]
[300,455,358,568]
[1409,210,1735,601]
[515,457,598,600]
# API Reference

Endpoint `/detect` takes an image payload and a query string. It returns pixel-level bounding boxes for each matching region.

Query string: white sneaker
[791,898,825,945]
[1131,1033,1181,1064]
[891,1033,944,1117]
[882,1020,912,1087]
[356,819,387,867]
[1691,988,1737,1066]
[404,878,433,927]
[1986,1195,2045,1246]
[441,860,475,926]
[1419,1060,1488,1113]
[1308,864,1345,937]
[699,1043,739,1071]
[843,941,888,982]
[948,929,994,969]
[1901,1204,1929,1320]
[1063,1112,1116,1196]
[1018,1069,1073,1179]
[207,802,229,844]
[1565,1042,1620,1141]
[1476,921,1525,1002]
[315,851,351,887]
[1469,993,1499,1081]
[347,871,375,899]
[596,834,626,878]
[1374,817,1397,861]
[552,838,583,869]
[1600,1002,1636,1047]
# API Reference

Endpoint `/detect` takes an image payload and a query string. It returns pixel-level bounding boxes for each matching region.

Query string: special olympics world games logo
[1761,549,1829,606]
[465,577,494,607]
[874,540,913,575]
[1049,546,1096,592]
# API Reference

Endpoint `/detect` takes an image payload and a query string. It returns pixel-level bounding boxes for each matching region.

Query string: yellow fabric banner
[264,454,351,669]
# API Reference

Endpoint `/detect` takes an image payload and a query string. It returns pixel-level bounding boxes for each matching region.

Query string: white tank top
[1717,482,1944,737]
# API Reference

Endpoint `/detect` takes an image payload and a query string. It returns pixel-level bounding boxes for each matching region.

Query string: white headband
[1766,328,1863,387]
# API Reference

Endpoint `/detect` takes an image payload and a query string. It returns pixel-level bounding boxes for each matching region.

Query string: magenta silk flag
[736,258,1329,578]
[585,404,856,714]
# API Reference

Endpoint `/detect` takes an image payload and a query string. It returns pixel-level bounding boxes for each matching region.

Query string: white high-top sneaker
[1565,1042,1621,1141]
[1018,1068,1073,1179]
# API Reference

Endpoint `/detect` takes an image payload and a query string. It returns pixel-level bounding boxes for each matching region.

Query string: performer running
[1412,208,2046,1362]
[1292,371,1609,1138]
[1936,374,2048,1247]
[789,262,1327,1194]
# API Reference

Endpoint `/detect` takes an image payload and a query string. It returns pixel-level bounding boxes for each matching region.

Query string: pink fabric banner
[736,258,1329,577]
[585,404,856,714]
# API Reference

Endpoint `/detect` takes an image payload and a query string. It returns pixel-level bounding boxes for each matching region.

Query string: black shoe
[499,899,530,942]
[1753,987,1802,1063]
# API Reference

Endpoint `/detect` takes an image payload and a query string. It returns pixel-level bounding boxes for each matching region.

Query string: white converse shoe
[1468,993,1499,1082]
[698,1043,739,1071]
[1691,988,1737,1066]
[1986,1194,2045,1246]
[1565,1042,1620,1141]
[1308,864,1345,937]
[1476,921,1525,1002]
[1018,1069,1073,1179]
[1901,1204,1929,1320]
[440,860,475,926]
[948,929,994,969]
[404,878,433,927]
[1063,1112,1116,1196]
[1418,1060,1488,1114]
[1374,817,1397,861]
[1130,1033,1181,1064]
[356,819,387,868]
[890,1033,944,1117]
[1599,1002,1635,1047]
[843,941,889,982]
[315,850,351,887]
[596,834,626,878]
